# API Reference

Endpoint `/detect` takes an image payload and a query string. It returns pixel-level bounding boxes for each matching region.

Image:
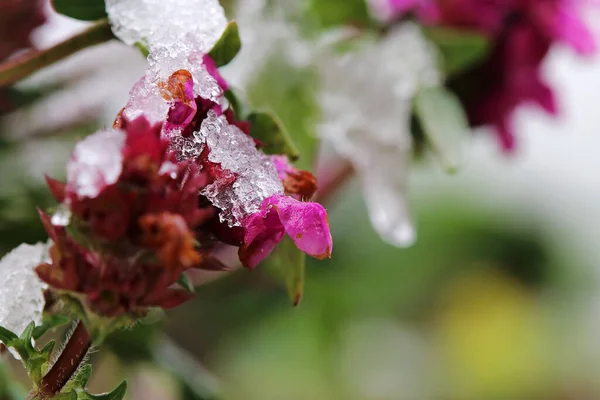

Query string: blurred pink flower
[0,0,46,61]
[425,0,596,150]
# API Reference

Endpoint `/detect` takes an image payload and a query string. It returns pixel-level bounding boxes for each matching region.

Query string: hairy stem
[0,19,114,88]
[37,321,91,399]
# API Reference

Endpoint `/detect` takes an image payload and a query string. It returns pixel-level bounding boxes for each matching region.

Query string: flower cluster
[386,0,597,150]
[31,0,332,319]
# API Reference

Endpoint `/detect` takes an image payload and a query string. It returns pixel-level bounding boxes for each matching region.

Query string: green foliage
[247,55,321,171]
[0,362,27,399]
[177,273,195,293]
[224,89,244,120]
[305,0,373,33]
[135,42,150,57]
[62,369,127,400]
[248,112,299,160]
[208,21,242,67]
[424,27,490,77]
[33,314,71,340]
[414,86,469,173]
[0,322,54,385]
[51,0,108,21]
[263,237,306,306]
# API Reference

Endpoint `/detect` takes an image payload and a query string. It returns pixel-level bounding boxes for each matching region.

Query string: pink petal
[203,54,229,91]
[239,210,286,269]
[267,196,333,259]
[240,195,333,269]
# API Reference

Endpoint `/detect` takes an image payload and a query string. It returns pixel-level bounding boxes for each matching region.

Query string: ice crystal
[0,243,47,341]
[319,23,440,247]
[200,111,284,226]
[66,129,125,200]
[106,0,227,123]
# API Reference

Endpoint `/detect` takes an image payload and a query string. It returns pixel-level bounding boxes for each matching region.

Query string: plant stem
[315,159,355,204]
[37,321,91,399]
[0,19,114,88]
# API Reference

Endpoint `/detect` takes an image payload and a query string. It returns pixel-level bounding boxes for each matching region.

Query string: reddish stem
[37,321,91,398]
[315,159,355,204]
[0,19,114,87]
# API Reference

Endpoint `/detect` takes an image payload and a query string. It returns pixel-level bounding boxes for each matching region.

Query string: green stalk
[0,19,114,88]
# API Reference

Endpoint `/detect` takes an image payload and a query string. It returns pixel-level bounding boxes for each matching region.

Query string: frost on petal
[107,0,226,113]
[319,22,439,247]
[201,111,284,226]
[239,194,332,269]
[0,243,47,340]
[66,129,126,200]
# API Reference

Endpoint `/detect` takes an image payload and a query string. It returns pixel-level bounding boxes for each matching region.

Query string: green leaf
[70,364,93,390]
[247,55,320,171]
[33,314,71,340]
[305,0,373,33]
[81,380,128,400]
[177,273,195,293]
[0,325,18,345]
[423,27,490,77]
[0,361,27,400]
[413,86,469,173]
[224,89,244,120]
[208,21,241,67]
[51,0,108,21]
[248,112,299,161]
[264,237,306,306]
[52,392,78,400]
[135,42,149,57]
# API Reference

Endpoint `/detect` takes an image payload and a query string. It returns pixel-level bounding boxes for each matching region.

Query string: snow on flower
[106,0,227,124]
[66,129,125,200]
[0,243,47,338]
[33,0,333,313]
[319,22,440,247]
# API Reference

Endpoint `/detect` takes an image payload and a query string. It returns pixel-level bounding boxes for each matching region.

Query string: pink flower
[203,54,229,90]
[378,0,440,22]
[432,0,596,150]
[0,0,46,61]
[239,194,332,269]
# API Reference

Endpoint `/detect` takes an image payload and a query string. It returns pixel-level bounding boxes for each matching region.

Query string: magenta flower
[425,0,597,150]
[239,194,333,269]
[380,0,440,22]
[203,54,229,90]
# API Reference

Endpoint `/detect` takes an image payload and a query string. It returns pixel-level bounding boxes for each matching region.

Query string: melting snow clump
[106,0,228,123]
[66,129,125,199]
[0,243,47,340]
[319,22,440,247]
